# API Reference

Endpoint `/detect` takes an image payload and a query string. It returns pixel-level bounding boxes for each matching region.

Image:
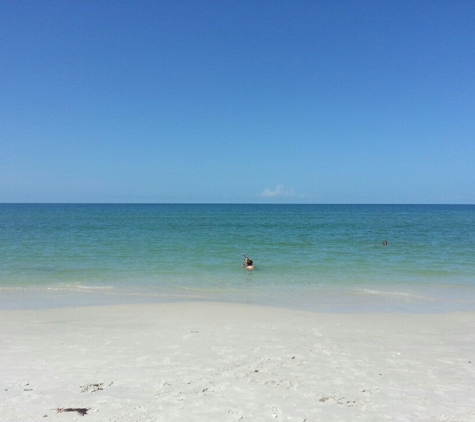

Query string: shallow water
[0,204,474,312]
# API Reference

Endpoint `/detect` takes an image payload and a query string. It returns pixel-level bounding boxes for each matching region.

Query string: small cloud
[260,184,297,199]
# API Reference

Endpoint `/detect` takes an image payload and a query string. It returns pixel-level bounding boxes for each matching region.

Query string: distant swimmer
[242,253,255,270]
[383,240,388,246]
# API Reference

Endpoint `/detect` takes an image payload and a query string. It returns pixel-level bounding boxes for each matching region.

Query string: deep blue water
[0,204,474,312]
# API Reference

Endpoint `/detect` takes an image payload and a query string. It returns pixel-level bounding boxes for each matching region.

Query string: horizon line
[1,202,473,206]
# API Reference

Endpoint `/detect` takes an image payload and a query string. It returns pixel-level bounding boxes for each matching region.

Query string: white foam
[360,289,431,300]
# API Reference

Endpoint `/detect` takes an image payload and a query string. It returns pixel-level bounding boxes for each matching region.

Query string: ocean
[0,204,474,312]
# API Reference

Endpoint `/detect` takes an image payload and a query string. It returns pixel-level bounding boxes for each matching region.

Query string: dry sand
[1,302,474,421]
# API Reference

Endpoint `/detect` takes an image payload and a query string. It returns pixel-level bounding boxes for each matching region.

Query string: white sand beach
[1,302,474,421]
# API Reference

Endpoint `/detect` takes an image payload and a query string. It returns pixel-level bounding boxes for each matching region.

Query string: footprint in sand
[319,396,337,403]
[361,386,381,395]
[226,408,243,421]
[319,395,364,409]
[270,405,282,418]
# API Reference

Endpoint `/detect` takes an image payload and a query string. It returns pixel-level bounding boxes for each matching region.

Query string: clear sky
[1,0,474,203]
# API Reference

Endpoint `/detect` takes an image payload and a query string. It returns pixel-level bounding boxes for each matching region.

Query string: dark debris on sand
[57,407,90,416]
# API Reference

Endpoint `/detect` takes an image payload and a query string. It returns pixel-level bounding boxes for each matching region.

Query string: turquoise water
[0,204,474,312]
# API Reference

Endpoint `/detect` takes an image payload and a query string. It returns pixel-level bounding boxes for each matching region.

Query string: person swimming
[242,254,255,270]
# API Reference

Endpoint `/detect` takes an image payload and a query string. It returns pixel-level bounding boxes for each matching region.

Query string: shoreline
[1,302,474,421]
[1,280,475,314]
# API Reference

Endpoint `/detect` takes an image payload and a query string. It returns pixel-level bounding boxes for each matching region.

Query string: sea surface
[0,204,474,312]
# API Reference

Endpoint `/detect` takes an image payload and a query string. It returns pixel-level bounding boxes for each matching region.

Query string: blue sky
[1,0,474,203]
